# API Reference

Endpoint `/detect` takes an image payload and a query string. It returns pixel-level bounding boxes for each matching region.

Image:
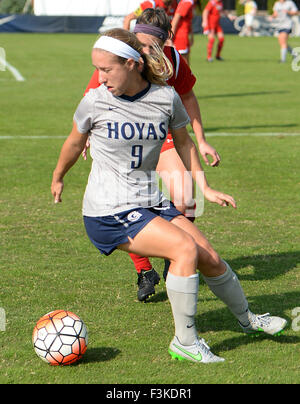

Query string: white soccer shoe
[168,336,225,364]
[240,312,287,336]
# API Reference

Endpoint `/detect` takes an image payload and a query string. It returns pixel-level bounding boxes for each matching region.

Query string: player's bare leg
[131,148,196,302]
[118,216,224,363]
[169,215,287,337]
[157,148,196,280]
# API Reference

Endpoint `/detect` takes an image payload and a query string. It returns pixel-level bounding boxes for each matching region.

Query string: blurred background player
[84,8,221,301]
[269,0,298,63]
[171,0,199,65]
[202,0,235,62]
[240,0,257,37]
[123,0,178,31]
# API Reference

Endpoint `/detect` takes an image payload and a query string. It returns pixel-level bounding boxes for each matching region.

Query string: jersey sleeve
[167,48,196,95]
[135,0,155,16]
[175,0,193,18]
[204,1,213,13]
[74,91,95,134]
[169,89,190,130]
[84,69,100,96]
[290,0,298,12]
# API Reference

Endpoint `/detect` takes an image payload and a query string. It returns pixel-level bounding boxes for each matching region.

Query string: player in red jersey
[202,0,235,62]
[123,0,178,30]
[171,0,197,65]
[84,8,220,301]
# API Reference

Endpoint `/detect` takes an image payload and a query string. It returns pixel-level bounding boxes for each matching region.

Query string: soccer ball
[32,310,88,366]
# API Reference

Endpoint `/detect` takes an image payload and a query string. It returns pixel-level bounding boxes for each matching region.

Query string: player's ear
[137,57,145,73]
[126,58,137,71]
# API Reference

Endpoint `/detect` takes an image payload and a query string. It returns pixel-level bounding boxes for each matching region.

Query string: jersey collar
[119,82,151,102]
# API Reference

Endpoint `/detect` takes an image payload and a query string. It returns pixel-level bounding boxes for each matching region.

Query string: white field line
[1,133,300,140]
[0,136,66,139]
[0,56,25,82]
[0,16,25,81]
[204,132,300,137]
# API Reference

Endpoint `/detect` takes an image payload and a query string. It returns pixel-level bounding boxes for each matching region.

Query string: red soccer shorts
[207,19,223,34]
[160,133,175,153]
[173,33,190,54]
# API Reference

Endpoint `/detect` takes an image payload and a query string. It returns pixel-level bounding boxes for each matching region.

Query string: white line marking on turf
[0,133,300,140]
[0,136,66,139]
[205,132,300,137]
[0,56,25,82]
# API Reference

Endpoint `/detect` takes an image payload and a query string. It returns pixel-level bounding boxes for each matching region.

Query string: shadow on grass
[81,347,121,364]
[196,290,299,335]
[198,90,289,100]
[227,251,300,281]
[145,251,300,303]
[205,123,297,131]
[210,334,300,357]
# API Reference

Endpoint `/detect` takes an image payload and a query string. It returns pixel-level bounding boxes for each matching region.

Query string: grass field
[0,33,300,385]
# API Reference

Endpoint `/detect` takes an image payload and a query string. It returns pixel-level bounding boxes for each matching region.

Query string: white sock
[166,273,199,346]
[281,48,287,62]
[202,261,250,326]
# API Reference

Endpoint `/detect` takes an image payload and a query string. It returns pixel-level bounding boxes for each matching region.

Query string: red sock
[207,37,215,59]
[129,253,152,273]
[216,37,224,58]
[184,201,196,223]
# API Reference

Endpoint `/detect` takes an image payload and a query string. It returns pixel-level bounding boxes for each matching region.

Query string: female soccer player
[171,0,197,65]
[85,8,220,302]
[51,28,287,363]
[123,0,178,31]
[202,0,235,62]
[270,0,298,63]
[240,0,257,37]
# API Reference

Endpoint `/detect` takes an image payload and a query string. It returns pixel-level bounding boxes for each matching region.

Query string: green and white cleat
[168,336,225,364]
[240,312,287,336]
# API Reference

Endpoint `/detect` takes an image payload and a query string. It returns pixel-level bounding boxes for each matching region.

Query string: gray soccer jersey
[273,0,298,30]
[74,83,190,217]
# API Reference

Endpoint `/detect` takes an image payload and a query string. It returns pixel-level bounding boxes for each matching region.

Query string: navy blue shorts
[278,29,292,34]
[83,201,182,256]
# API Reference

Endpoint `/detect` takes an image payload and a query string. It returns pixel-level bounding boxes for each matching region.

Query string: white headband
[93,36,141,62]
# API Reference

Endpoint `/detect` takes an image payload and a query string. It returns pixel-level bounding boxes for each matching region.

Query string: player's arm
[172,126,236,208]
[123,11,138,30]
[202,6,210,28]
[172,51,220,166]
[81,70,102,160]
[180,89,220,166]
[287,7,298,16]
[84,69,100,95]
[171,12,182,36]
[271,9,278,18]
[51,122,88,203]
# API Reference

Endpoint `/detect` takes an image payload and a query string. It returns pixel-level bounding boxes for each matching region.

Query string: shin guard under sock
[166,273,199,345]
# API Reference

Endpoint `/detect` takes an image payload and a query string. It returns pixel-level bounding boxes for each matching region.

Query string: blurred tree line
[0,0,33,14]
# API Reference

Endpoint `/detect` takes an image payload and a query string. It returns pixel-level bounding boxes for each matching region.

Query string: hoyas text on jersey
[107,121,167,141]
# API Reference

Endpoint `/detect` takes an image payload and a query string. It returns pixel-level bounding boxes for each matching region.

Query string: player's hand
[204,187,237,209]
[199,141,221,167]
[202,25,210,35]
[164,38,173,47]
[81,137,90,161]
[51,179,64,204]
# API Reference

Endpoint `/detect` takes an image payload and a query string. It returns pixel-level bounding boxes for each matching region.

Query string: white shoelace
[196,338,212,355]
[251,312,271,327]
